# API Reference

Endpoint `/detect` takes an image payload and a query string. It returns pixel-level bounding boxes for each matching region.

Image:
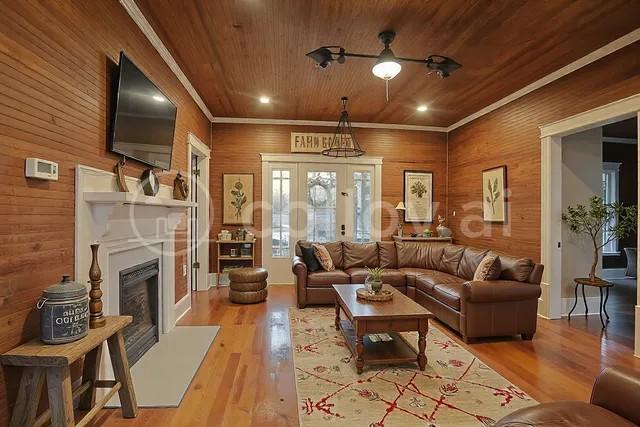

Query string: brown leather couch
[495,366,640,426]
[292,240,543,342]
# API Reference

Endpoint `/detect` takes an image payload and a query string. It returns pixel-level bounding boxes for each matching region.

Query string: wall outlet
[182,264,187,277]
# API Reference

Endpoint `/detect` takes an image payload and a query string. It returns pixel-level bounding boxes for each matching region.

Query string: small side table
[1,316,138,427]
[568,278,613,328]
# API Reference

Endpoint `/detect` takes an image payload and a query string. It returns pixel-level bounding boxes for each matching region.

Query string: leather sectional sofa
[292,240,543,342]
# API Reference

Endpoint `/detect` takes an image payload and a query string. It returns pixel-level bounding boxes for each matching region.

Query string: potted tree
[562,196,637,281]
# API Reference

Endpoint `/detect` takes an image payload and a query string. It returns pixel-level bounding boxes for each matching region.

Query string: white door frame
[539,94,640,356]
[187,132,211,291]
[260,153,383,284]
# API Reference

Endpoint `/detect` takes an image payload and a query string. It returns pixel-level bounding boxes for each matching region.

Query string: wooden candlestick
[89,243,106,328]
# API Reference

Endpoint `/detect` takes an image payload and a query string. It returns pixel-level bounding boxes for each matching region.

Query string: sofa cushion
[399,267,430,286]
[301,246,321,272]
[396,242,448,269]
[415,271,464,296]
[323,242,344,269]
[378,241,397,269]
[473,255,501,281]
[343,242,379,269]
[313,244,335,271]
[307,270,350,287]
[439,245,466,276]
[433,282,463,310]
[424,243,448,270]
[490,251,534,282]
[458,247,489,280]
[346,267,406,287]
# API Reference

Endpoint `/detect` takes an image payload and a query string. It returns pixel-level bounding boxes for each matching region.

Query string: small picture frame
[482,166,507,223]
[403,171,433,223]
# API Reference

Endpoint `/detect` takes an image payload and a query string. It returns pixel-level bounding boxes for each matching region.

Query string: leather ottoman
[228,267,268,304]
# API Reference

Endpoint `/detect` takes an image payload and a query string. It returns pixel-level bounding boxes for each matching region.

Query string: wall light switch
[182,264,187,277]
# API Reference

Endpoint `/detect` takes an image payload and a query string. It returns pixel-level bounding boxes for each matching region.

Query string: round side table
[567,277,613,328]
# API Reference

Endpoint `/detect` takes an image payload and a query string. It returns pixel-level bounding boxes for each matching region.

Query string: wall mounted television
[109,52,177,170]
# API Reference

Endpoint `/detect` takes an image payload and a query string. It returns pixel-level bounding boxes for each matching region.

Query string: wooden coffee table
[333,284,434,374]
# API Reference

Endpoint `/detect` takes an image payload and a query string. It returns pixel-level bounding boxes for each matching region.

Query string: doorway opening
[261,154,382,284]
[539,94,640,356]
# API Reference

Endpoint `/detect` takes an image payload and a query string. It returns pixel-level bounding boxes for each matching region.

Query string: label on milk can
[41,299,89,344]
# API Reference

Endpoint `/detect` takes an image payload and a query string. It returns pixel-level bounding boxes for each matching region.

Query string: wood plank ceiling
[135,0,640,127]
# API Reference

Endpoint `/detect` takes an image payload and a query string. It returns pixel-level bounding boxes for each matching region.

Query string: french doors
[262,155,382,284]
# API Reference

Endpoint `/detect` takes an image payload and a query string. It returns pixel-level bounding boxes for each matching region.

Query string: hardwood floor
[91,285,640,426]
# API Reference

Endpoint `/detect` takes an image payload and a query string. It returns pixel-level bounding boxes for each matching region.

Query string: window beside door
[602,162,621,254]
[272,170,291,257]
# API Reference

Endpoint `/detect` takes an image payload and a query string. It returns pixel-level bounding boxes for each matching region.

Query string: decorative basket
[356,287,394,302]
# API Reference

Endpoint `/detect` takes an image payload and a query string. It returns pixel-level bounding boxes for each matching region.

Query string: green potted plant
[365,266,385,294]
[562,196,637,281]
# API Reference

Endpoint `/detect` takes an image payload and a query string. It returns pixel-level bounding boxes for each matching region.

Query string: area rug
[290,307,536,426]
[107,325,219,407]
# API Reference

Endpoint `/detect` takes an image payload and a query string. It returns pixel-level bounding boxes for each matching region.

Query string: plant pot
[370,279,383,294]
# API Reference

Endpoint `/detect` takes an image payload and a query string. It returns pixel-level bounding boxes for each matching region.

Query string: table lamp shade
[395,202,406,211]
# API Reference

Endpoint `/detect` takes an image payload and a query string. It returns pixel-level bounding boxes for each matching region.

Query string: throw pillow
[301,246,321,272]
[312,244,335,271]
[473,255,501,281]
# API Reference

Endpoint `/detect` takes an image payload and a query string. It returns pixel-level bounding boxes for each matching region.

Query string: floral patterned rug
[290,307,536,426]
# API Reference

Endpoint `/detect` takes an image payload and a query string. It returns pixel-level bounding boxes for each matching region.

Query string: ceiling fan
[306,30,462,83]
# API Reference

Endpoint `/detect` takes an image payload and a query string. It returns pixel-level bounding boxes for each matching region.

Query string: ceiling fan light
[372,47,401,80]
[372,60,401,80]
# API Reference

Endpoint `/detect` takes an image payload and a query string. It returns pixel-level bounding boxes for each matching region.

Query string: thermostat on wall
[25,158,58,181]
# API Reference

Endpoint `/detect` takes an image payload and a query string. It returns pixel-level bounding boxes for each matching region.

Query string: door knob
[341,191,348,196]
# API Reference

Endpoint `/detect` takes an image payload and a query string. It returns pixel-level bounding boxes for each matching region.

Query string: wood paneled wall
[210,124,447,271]
[0,0,210,422]
[448,42,640,262]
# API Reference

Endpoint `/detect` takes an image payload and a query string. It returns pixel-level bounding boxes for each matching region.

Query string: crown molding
[447,28,640,132]
[212,117,447,132]
[119,0,214,122]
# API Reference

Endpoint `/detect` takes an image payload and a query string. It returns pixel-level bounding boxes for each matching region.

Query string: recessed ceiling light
[259,96,270,104]
[416,105,428,112]
[152,95,166,102]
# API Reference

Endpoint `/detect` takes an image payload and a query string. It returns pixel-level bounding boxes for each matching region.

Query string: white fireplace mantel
[74,164,193,332]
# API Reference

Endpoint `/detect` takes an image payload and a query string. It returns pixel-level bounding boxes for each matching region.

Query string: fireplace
[119,259,160,366]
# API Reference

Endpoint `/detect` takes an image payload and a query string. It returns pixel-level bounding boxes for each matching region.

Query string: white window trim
[602,161,622,255]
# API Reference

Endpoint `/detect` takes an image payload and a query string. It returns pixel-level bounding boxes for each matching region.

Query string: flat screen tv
[110,52,177,170]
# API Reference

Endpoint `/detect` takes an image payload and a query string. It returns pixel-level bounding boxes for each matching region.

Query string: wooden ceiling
[135,0,640,127]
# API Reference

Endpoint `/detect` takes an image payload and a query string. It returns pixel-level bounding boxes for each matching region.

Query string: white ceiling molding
[119,0,214,122]
[213,117,447,132]
[447,28,640,132]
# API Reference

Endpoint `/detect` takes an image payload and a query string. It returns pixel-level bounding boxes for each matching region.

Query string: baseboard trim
[174,293,191,322]
[602,268,629,279]
[561,296,603,316]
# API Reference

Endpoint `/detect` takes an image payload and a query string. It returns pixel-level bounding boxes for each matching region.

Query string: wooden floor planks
[89,285,640,426]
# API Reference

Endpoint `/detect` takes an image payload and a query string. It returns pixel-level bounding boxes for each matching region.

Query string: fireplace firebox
[119,259,159,366]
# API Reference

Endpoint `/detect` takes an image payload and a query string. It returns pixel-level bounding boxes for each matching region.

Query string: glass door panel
[352,170,372,242]
[306,171,337,242]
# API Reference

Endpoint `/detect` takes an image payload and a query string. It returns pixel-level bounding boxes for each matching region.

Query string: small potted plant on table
[365,267,385,294]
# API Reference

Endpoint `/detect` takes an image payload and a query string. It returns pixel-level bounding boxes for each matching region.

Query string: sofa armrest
[461,280,541,303]
[292,256,308,307]
[591,367,640,424]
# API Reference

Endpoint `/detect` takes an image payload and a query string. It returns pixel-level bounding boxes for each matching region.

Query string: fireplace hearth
[119,259,160,366]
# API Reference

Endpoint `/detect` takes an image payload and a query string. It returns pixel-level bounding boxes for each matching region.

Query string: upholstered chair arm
[461,280,541,303]
[292,256,308,308]
[591,366,640,425]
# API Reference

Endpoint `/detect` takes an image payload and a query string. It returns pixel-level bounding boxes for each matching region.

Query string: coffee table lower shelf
[338,319,419,369]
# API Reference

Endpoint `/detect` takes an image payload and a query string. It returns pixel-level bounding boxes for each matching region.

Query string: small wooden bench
[1,316,138,427]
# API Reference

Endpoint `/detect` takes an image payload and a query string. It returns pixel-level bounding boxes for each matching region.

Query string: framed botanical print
[482,166,507,223]
[223,173,254,225]
[403,170,433,223]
